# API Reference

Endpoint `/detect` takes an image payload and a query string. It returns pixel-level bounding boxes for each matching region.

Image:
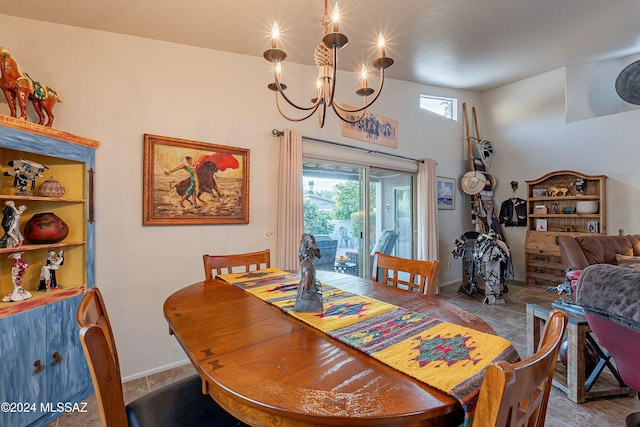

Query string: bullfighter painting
[143,134,249,225]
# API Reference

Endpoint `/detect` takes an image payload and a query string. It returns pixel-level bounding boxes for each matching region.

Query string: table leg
[566,322,588,403]
[526,306,543,356]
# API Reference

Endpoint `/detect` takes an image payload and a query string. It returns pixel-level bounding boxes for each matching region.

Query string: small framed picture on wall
[437,177,455,210]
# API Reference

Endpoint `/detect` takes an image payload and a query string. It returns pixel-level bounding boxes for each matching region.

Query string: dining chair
[77,287,247,427]
[76,287,121,378]
[202,249,270,280]
[472,309,568,427]
[371,252,441,296]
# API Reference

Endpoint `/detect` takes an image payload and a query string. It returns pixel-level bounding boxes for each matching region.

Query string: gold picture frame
[143,134,249,225]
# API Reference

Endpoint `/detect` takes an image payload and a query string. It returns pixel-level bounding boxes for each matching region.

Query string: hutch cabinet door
[45,294,90,403]
[0,307,47,426]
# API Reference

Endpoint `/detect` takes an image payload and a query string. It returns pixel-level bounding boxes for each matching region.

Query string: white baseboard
[121,359,192,383]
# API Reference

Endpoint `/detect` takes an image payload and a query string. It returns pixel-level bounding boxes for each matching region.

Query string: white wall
[0,15,478,379]
[481,68,640,280]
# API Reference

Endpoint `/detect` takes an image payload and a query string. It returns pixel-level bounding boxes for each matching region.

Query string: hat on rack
[615,59,640,105]
[460,170,486,195]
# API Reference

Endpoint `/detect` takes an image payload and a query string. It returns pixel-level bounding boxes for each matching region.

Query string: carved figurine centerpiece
[293,233,324,313]
[0,46,63,127]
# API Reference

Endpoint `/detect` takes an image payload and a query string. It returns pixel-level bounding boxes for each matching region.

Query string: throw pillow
[615,254,640,269]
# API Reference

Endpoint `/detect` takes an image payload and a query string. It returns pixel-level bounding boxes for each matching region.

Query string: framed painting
[437,176,455,210]
[339,106,398,148]
[143,134,249,225]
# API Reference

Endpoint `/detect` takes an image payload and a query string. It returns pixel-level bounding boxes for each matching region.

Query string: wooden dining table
[163,271,498,427]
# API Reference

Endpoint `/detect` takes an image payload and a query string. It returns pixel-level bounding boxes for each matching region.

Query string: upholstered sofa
[557,234,640,270]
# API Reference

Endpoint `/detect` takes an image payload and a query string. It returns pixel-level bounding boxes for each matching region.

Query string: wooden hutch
[525,170,606,287]
[0,115,97,427]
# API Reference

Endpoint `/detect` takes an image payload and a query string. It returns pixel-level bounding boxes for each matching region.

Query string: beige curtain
[417,158,438,261]
[277,128,304,270]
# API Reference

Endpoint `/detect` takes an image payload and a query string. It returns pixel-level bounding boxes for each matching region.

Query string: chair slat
[203,249,271,279]
[371,252,441,296]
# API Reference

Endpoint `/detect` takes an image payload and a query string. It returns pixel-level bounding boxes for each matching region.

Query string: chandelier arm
[332,66,386,114]
[275,92,321,122]
[331,103,367,124]
[273,74,322,111]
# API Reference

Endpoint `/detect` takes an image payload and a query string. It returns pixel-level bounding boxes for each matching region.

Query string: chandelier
[263,0,394,128]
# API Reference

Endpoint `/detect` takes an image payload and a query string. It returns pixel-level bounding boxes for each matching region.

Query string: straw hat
[615,60,640,105]
[460,171,486,195]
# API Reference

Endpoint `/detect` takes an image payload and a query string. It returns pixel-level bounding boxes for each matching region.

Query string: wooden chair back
[371,252,441,296]
[472,309,568,427]
[203,249,271,280]
[76,287,120,379]
[79,324,129,427]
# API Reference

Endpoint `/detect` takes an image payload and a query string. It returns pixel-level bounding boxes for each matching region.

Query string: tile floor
[49,281,639,427]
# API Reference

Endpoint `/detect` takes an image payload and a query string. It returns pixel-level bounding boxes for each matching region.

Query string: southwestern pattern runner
[219,268,519,426]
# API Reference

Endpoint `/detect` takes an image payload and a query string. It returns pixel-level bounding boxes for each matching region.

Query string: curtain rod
[272,129,424,164]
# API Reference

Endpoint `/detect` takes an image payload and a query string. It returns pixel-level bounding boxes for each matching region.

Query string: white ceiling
[2,0,640,92]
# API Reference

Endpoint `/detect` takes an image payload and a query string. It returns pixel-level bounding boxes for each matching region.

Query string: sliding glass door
[303,159,415,278]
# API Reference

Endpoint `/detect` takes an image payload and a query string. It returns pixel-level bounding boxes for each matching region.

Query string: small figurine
[0,46,63,127]
[38,249,65,291]
[2,252,32,302]
[0,200,27,248]
[3,159,48,196]
[293,233,324,313]
[574,178,585,194]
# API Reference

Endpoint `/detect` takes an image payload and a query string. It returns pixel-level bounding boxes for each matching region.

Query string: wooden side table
[526,302,632,403]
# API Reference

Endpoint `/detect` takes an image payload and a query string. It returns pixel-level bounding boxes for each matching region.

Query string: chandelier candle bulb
[360,66,368,89]
[271,23,280,48]
[331,3,340,33]
[377,34,386,58]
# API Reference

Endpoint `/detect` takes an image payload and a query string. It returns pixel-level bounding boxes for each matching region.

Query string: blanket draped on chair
[576,264,640,332]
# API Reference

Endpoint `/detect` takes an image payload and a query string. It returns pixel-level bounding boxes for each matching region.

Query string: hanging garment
[499,198,527,227]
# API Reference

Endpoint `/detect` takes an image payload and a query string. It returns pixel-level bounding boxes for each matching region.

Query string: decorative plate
[615,60,640,105]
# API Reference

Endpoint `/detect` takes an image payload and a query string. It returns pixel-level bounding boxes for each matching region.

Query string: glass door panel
[303,160,366,276]
[303,161,415,278]
[370,168,414,263]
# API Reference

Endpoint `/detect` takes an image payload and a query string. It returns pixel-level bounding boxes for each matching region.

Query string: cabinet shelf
[0,194,84,203]
[0,285,85,319]
[529,213,602,218]
[529,195,600,201]
[0,241,85,255]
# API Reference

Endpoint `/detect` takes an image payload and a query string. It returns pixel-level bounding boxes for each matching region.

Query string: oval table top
[163,271,496,427]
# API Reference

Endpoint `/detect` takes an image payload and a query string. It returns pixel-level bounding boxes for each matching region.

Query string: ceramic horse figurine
[0,47,62,127]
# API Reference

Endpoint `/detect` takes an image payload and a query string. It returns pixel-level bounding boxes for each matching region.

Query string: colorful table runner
[218,268,519,426]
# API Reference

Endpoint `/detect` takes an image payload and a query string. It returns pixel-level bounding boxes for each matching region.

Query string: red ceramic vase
[24,212,69,244]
